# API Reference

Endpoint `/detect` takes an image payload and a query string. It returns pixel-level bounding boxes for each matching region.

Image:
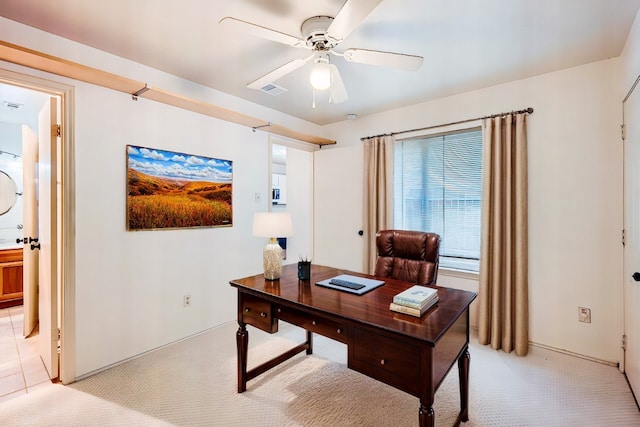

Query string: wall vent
[260,83,287,96]
[2,100,23,110]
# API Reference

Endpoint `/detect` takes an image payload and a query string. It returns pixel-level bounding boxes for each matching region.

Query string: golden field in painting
[127,169,232,230]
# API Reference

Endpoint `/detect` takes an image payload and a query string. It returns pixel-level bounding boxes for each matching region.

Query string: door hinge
[622,124,626,141]
[622,229,626,246]
[57,328,61,341]
[56,125,61,138]
[622,334,627,351]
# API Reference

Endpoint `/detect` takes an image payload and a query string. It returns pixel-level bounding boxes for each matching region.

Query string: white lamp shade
[252,212,293,238]
[309,62,331,91]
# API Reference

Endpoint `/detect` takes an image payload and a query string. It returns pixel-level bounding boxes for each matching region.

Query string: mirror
[0,170,18,215]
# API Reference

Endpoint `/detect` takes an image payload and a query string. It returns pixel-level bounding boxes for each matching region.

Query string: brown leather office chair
[374,230,441,286]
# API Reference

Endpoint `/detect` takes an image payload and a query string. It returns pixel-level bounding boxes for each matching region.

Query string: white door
[37,97,59,379]
[623,76,640,397]
[21,125,39,337]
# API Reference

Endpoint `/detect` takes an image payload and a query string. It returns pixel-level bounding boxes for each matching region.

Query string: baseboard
[75,321,236,382]
[528,341,618,367]
[0,297,23,309]
[470,327,618,367]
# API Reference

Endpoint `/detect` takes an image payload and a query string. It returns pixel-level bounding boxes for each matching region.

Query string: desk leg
[306,330,313,355]
[458,347,470,422]
[237,323,248,393]
[419,404,434,427]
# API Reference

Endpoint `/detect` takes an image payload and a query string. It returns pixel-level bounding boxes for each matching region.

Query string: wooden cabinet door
[0,248,24,308]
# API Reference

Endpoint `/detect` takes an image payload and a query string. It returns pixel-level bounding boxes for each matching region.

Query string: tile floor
[0,306,52,403]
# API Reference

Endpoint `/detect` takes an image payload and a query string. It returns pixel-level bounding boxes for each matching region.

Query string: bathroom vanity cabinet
[0,248,23,309]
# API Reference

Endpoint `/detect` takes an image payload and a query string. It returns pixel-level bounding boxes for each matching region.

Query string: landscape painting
[126,145,232,230]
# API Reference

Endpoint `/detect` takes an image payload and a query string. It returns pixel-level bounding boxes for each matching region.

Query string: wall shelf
[0,40,336,147]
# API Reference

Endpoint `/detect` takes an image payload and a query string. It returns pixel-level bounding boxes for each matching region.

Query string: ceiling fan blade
[247,58,308,90]
[327,0,384,41]
[219,17,305,47]
[343,48,424,71]
[328,64,349,104]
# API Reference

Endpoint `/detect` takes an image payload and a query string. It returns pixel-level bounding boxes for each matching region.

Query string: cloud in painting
[127,145,232,183]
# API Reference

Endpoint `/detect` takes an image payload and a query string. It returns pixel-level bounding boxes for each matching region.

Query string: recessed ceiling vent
[2,100,23,111]
[259,83,287,96]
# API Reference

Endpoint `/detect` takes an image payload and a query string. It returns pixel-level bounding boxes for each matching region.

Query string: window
[393,128,482,272]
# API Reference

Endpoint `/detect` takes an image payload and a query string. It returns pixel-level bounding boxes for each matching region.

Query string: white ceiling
[0,0,639,126]
[0,83,48,132]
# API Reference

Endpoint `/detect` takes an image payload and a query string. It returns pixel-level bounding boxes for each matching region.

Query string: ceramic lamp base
[263,239,283,280]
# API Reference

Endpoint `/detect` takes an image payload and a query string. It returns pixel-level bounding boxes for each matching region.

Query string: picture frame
[126,145,232,230]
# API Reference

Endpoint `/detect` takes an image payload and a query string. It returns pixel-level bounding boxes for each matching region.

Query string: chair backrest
[374,230,441,286]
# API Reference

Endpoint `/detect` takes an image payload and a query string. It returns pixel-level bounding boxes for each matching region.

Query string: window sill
[439,268,479,281]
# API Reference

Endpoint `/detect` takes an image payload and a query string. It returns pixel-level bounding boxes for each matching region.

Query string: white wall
[621,8,640,97]
[314,145,364,270]
[279,143,314,263]
[317,58,623,363]
[73,84,271,375]
[0,17,322,378]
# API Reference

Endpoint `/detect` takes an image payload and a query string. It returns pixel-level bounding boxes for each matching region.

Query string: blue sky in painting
[127,145,232,183]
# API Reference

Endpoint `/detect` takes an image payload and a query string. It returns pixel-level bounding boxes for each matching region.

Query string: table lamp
[252,212,293,280]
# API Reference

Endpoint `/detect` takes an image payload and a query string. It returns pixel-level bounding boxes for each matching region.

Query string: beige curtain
[363,135,395,274]
[478,113,529,356]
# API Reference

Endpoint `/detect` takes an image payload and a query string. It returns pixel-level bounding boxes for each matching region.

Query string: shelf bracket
[252,122,271,132]
[131,84,150,101]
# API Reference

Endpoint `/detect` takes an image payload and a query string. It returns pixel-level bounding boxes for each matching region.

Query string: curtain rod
[360,107,534,141]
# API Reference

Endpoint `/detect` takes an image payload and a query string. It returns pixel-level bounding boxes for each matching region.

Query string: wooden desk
[230,264,477,427]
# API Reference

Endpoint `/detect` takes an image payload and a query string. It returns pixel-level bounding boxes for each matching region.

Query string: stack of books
[389,285,439,317]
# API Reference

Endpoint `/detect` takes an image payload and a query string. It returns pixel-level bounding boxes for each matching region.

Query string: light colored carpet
[0,321,639,426]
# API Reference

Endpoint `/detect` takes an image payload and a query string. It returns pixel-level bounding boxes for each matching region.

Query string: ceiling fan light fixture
[309,58,331,91]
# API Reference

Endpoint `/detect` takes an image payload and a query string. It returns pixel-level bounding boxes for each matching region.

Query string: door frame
[268,135,317,263]
[623,74,640,401]
[0,68,76,384]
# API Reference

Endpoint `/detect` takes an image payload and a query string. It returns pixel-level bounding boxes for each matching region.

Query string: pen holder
[297,261,311,281]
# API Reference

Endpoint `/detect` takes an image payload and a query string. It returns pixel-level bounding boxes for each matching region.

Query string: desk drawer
[240,294,277,333]
[349,328,421,396]
[275,305,347,343]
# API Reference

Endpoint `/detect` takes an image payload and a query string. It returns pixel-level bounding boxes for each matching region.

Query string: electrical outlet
[183,295,191,307]
[578,307,591,323]
[255,192,261,203]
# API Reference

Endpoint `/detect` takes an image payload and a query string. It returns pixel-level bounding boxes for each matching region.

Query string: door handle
[17,236,38,244]
[633,272,640,282]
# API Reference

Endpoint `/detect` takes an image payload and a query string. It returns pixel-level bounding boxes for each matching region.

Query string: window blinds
[393,128,482,271]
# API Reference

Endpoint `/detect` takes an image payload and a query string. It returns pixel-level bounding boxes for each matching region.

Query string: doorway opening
[0,68,75,385]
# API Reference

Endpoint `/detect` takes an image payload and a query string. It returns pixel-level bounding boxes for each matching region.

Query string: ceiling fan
[219,0,423,105]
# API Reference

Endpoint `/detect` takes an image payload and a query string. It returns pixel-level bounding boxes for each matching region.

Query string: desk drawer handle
[312,320,317,326]
[260,312,267,318]
[380,359,386,365]
[244,307,250,313]
[337,328,343,334]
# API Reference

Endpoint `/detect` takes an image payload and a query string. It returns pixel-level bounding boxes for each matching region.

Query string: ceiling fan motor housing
[301,16,336,51]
